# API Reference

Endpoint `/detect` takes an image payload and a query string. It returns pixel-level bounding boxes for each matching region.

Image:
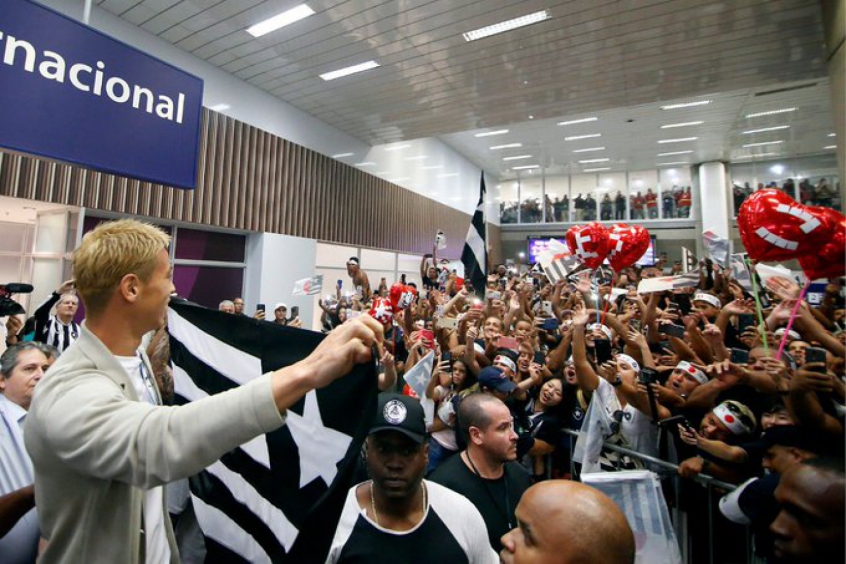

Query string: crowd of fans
[733,177,841,213]
[500,185,694,224]
[2,232,844,563]
[316,252,844,562]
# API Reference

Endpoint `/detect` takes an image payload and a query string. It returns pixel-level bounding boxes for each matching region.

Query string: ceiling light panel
[332,152,353,158]
[657,150,694,156]
[490,143,522,150]
[742,140,784,148]
[246,4,315,37]
[579,158,610,163]
[657,137,698,143]
[572,147,605,153]
[319,60,380,81]
[503,155,533,161]
[661,121,704,129]
[741,125,790,134]
[462,10,550,42]
[512,165,540,170]
[745,108,797,118]
[558,117,598,126]
[383,143,411,151]
[583,167,611,172]
[657,161,689,166]
[661,100,711,110]
[564,134,601,141]
[474,129,509,137]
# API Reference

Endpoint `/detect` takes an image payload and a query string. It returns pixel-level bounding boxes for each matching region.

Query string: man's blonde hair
[73,219,170,315]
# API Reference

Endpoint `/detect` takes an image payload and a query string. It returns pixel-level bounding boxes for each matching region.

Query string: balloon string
[776,281,812,360]
[601,271,615,326]
[746,259,770,356]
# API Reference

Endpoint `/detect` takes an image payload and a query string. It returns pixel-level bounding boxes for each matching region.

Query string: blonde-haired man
[25,219,384,563]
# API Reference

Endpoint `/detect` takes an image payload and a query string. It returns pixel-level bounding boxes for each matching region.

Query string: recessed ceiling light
[208,103,230,112]
[824,145,837,150]
[319,60,380,81]
[404,155,428,161]
[503,155,533,161]
[422,165,444,170]
[741,125,790,134]
[742,140,784,148]
[745,108,796,118]
[462,10,550,42]
[828,133,836,137]
[355,162,376,167]
[734,153,778,159]
[579,158,610,163]
[512,165,540,170]
[583,167,611,172]
[564,134,601,141]
[383,143,411,151]
[558,117,598,126]
[474,129,509,137]
[332,152,354,158]
[657,150,694,156]
[246,4,315,37]
[661,100,711,110]
[658,137,698,144]
[661,121,704,129]
[572,146,605,153]
[490,143,523,150]
[657,161,689,166]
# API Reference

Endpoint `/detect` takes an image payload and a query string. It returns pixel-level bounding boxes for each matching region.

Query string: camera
[0,283,32,316]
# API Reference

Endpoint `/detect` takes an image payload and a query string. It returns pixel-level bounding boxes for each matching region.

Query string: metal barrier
[560,429,754,564]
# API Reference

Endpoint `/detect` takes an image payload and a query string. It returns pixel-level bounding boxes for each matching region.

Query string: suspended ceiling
[94,0,834,176]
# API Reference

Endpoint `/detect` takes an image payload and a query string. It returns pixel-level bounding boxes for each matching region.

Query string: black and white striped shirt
[32,293,79,354]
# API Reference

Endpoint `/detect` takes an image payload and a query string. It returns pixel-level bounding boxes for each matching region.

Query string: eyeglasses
[610,409,632,435]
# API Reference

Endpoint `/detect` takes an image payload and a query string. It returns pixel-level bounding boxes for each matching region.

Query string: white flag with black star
[167,299,377,562]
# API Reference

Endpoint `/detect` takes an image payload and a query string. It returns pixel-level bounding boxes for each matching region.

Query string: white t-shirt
[116,355,170,564]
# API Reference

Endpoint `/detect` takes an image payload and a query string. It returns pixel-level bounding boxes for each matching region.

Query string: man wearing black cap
[719,426,821,561]
[326,393,496,563]
[429,394,532,553]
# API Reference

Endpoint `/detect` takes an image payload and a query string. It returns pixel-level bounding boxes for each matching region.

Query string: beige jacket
[25,326,285,563]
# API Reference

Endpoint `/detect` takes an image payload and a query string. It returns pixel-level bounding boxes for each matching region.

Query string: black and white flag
[461,173,487,298]
[167,299,378,563]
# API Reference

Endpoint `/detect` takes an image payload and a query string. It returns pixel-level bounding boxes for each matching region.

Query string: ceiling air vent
[754,83,817,97]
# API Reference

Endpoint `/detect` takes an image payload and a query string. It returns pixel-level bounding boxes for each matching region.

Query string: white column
[698,162,731,239]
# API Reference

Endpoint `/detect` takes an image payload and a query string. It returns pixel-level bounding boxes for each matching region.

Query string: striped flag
[537,239,579,284]
[461,174,487,298]
[637,271,700,293]
[292,275,323,296]
[167,299,377,563]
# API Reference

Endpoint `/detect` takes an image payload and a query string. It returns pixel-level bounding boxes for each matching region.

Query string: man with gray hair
[32,279,80,354]
[0,343,52,563]
[217,300,235,314]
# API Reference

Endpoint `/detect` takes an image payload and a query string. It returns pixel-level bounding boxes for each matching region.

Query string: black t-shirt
[429,454,532,552]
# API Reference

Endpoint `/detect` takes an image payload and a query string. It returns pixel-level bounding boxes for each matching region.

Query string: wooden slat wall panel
[0,109,501,259]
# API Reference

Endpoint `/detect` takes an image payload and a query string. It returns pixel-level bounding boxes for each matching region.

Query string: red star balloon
[369,297,393,326]
[389,282,417,311]
[737,190,837,262]
[607,223,651,271]
[565,222,610,270]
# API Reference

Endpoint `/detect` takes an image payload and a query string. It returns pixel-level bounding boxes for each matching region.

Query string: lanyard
[137,355,159,406]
